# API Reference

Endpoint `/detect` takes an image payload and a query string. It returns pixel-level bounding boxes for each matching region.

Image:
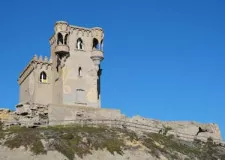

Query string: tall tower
[49,21,104,108]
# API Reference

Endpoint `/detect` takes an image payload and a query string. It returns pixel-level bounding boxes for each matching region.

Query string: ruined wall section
[0,109,15,121]
[47,105,222,142]
[48,104,123,124]
[129,116,222,141]
[15,103,48,126]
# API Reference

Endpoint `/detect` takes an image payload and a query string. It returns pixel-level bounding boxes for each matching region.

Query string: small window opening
[40,71,47,83]
[57,33,63,45]
[93,38,99,50]
[76,38,83,50]
[78,67,82,77]
[64,34,68,45]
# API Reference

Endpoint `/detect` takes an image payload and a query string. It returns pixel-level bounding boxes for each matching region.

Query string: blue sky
[0,0,224,138]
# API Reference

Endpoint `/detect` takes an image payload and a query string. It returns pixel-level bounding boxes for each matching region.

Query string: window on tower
[78,67,82,77]
[93,38,99,50]
[76,38,83,50]
[57,33,63,45]
[40,71,47,83]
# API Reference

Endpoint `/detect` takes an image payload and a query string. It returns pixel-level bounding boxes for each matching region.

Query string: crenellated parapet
[71,25,104,46]
[49,21,104,53]
[49,21,70,45]
[32,55,52,70]
[18,55,52,84]
[49,25,104,45]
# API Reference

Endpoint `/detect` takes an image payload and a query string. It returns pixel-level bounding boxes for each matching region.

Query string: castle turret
[54,21,70,71]
[54,21,70,55]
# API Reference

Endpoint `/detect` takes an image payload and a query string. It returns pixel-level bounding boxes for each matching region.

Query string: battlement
[70,25,104,38]
[49,21,104,52]
[18,55,52,84]
[53,20,103,34]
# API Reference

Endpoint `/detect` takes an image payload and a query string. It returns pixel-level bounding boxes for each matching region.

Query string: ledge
[55,45,69,54]
[91,50,104,58]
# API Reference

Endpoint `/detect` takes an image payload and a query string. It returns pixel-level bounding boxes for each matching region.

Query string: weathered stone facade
[18,21,103,108]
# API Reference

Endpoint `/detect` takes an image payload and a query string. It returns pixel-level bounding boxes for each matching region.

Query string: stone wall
[48,104,125,125]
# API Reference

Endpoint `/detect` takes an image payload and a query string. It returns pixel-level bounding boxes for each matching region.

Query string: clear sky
[0,0,224,138]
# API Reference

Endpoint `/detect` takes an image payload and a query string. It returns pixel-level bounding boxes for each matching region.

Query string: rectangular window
[76,89,86,104]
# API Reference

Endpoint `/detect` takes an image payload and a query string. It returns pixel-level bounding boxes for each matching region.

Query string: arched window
[64,34,68,45]
[40,71,47,83]
[93,38,99,50]
[78,67,82,77]
[57,33,63,45]
[76,38,83,50]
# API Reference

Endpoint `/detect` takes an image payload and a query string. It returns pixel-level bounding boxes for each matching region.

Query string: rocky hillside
[0,122,225,160]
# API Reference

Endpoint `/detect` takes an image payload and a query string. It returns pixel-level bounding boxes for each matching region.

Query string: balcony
[91,50,104,59]
[91,50,104,66]
[55,45,69,55]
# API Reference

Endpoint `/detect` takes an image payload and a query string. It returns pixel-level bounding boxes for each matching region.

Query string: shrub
[1,124,225,160]
[4,127,46,155]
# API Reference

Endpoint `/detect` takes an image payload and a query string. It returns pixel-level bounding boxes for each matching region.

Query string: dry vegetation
[0,122,225,160]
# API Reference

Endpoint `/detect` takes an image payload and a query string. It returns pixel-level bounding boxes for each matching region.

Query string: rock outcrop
[129,116,222,142]
[16,103,48,126]
[0,108,15,121]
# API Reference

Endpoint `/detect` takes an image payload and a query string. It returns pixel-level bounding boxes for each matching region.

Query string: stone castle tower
[18,21,104,108]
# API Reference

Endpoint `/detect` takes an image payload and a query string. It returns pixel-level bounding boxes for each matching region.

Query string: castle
[18,21,104,108]
[14,21,122,125]
[0,21,222,143]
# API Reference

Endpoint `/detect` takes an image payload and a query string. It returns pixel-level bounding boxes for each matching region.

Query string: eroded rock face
[0,109,10,120]
[0,108,15,121]
[15,103,48,127]
[129,116,222,142]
